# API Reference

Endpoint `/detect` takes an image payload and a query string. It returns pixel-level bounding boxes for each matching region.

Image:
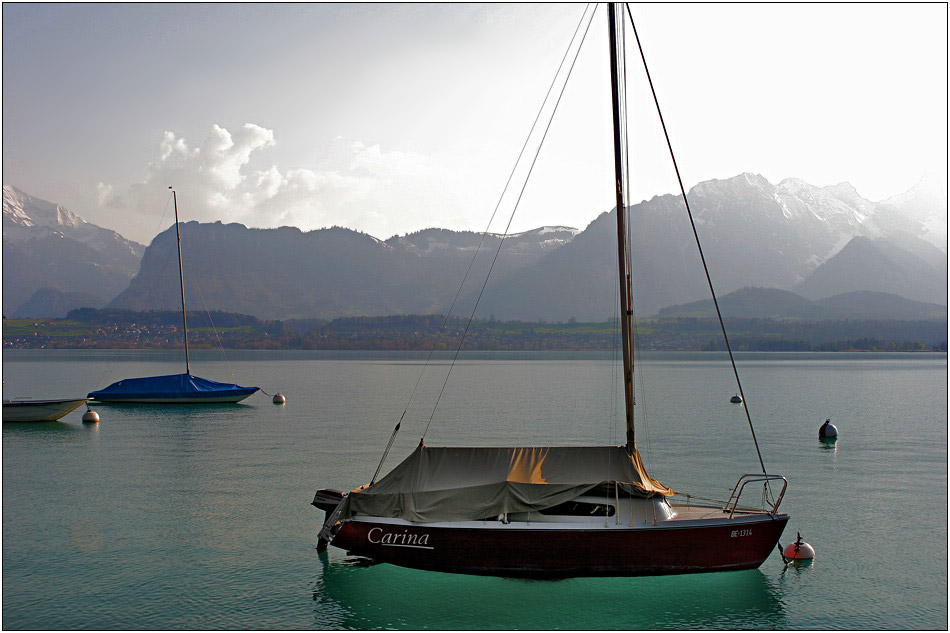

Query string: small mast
[607,3,636,451]
[169,186,191,375]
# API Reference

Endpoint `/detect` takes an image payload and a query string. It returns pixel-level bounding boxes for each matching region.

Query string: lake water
[2,349,947,630]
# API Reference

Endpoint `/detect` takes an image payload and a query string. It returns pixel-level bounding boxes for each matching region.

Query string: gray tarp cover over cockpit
[333,444,674,524]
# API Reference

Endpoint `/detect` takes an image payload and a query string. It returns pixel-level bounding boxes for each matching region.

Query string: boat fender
[781,532,815,563]
[272,393,286,405]
[82,409,100,424]
[818,419,838,438]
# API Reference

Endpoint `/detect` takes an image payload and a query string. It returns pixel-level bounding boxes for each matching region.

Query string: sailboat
[312,3,788,577]
[87,189,259,404]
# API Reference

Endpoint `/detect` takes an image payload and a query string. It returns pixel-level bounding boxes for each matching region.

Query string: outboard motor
[312,488,345,552]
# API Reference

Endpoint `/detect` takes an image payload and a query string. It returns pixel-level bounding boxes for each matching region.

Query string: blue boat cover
[88,373,259,402]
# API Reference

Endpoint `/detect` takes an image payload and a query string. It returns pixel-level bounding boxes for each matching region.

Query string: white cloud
[98,123,473,242]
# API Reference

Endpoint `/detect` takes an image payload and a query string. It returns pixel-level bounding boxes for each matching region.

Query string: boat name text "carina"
[367,527,434,549]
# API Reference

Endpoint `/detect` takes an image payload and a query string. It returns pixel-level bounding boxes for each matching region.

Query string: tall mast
[608,3,636,451]
[170,187,191,375]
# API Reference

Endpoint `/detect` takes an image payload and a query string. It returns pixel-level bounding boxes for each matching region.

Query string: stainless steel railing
[724,474,788,518]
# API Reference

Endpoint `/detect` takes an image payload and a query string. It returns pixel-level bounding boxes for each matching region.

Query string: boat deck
[669,503,730,520]
[668,502,777,522]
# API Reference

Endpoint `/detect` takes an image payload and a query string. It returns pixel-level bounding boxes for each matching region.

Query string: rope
[176,215,244,385]
[89,364,115,393]
[369,4,597,480]
[419,3,598,442]
[90,194,174,392]
[776,530,801,567]
[624,4,769,480]
[155,226,179,304]
[153,192,173,243]
[187,266,234,373]
[610,282,620,445]
[776,540,790,565]
[678,492,728,506]
[627,483,635,527]
[372,417,402,484]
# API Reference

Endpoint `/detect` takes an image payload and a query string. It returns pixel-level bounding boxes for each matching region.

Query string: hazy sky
[3,3,947,245]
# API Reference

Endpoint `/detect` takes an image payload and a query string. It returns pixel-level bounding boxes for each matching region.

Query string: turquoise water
[2,350,947,629]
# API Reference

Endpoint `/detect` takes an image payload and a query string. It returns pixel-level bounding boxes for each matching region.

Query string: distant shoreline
[4,310,946,353]
[3,348,946,360]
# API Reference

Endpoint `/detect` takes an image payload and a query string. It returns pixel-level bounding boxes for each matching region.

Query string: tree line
[3,310,945,352]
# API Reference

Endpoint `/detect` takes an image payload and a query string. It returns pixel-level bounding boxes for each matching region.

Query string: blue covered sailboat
[88,373,257,404]
[88,189,259,405]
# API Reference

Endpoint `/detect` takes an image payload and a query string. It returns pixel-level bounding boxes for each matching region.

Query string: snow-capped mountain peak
[3,185,84,237]
[2,184,145,260]
[878,174,948,250]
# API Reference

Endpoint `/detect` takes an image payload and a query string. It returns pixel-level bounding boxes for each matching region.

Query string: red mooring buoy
[783,532,815,562]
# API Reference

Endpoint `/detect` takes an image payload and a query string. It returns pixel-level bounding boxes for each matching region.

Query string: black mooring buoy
[819,418,838,439]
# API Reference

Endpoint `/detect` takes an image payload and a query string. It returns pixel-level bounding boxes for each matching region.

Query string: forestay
[338,444,674,523]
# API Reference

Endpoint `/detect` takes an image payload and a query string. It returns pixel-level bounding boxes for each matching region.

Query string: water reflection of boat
[313,552,788,629]
[2,397,88,422]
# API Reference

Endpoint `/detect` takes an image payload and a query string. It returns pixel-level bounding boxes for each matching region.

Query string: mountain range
[473,173,946,321]
[3,174,946,322]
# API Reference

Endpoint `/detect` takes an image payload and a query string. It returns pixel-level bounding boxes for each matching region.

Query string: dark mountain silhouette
[659,287,946,321]
[815,291,947,320]
[794,236,946,304]
[3,233,139,317]
[13,287,107,318]
[107,222,578,320]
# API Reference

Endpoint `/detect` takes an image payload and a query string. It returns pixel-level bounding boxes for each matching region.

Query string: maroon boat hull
[330,514,789,578]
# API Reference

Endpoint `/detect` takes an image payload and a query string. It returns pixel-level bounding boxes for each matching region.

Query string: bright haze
[3,3,947,245]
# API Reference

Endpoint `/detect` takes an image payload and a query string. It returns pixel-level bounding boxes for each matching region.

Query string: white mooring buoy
[783,532,815,563]
[819,418,838,439]
[82,409,100,424]
[272,393,286,405]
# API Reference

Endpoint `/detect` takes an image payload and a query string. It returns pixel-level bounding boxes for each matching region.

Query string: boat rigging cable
[369,4,598,482]
[614,7,656,475]
[623,4,769,479]
[373,1,768,489]
[316,4,791,577]
[86,189,171,393]
[171,189,191,375]
[168,189,244,384]
[189,270,240,379]
[419,3,599,442]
